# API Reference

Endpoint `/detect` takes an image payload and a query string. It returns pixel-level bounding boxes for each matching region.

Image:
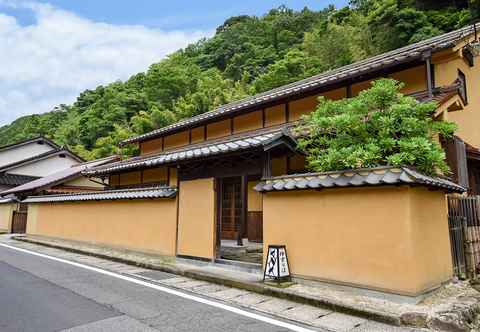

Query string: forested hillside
[0,0,477,159]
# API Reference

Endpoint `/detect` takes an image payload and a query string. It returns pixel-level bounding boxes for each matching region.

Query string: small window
[59,153,66,158]
[458,70,468,104]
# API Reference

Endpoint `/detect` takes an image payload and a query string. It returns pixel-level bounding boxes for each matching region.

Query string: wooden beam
[263,151,272,178]
[262,108,266,128]
[238,174,248,246]
[424,53,433,98]
[285,102,290,122]
[346,85,352,98]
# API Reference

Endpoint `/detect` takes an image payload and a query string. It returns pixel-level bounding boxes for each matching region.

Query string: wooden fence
[447,195,480,279]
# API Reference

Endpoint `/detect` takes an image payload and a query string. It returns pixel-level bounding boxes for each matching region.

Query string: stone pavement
[0,235,420,331]
[6,235,480,331]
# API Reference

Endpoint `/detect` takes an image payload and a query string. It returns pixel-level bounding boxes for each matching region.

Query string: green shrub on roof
[296,78,457,176]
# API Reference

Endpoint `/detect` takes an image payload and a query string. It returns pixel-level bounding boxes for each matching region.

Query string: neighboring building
[1,155,119,198]
[0,155,119,234]
[0,137,84,192]
[22,24,480,296]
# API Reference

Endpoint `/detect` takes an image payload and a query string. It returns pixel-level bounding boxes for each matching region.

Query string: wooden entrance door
[11,204,28,234]
[220,177,242,240]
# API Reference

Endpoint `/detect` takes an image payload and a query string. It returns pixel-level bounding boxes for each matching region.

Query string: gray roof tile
[22,186,177,203]
[86,126,290,176]
[254,166,465,193]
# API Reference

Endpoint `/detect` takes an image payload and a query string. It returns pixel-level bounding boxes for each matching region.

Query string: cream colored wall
[0,204,14,231]
[435,54,480,147]
[26,199,177,255]
[177,178,215,259]
[8,154,79,177]
[262,186,452,295]
[0,142,55,168]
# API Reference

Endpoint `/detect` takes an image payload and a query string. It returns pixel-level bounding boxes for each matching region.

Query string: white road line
[0,243,315,332]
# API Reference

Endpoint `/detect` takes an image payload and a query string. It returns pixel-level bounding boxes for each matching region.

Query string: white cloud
[0,1,210,125]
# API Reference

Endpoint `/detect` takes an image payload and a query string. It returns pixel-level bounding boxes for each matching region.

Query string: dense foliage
[296,79,457,175]
[0,0,476,159]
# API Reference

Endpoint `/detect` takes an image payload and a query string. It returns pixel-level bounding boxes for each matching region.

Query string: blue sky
[0,0,348,126]
[31,0,349,30]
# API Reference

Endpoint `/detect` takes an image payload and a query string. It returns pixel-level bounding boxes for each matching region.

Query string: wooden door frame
[215,174,249,251]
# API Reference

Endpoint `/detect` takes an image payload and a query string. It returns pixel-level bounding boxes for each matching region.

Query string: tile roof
[86,125,295,176]
[22,186,177,203]
[0,136,60,152]
[0,148,84,173]
[122,24,479,146]
[254,166,466,193]
[0,197,17,204]
[1,155,119,196]
[408,82,461,104]
[0,174,39,186]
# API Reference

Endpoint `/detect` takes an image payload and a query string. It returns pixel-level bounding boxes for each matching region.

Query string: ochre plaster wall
[262,186,452,295]
[207,119,231,140]
[409,188,453,292]
[164,131,189,150]
[26,199,178,255]
[119,171,141,185]
[248,181,263,212]
[435,53,480,147]
[233,111,262,134]
[143,167,168,184]
[177,178,215,259]
[389,65,427,94]
[272,157,287,176]
[265,104,286,127]
[190,126,205,144]
[289,95,318,121]
[0,203,14,231]
[140,137,163,155]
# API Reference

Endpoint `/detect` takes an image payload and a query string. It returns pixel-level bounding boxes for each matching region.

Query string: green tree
[296,79,457,176]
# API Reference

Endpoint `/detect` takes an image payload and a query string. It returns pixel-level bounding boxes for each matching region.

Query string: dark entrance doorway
[220,177,242,240]
[216,176,263,265]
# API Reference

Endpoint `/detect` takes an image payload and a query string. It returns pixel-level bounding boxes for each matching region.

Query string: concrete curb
[13,236,402,326]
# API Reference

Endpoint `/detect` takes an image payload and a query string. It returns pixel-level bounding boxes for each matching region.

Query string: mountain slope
[0,1,475,159]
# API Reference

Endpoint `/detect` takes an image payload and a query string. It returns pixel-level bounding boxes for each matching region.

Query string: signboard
[263,245,291,282]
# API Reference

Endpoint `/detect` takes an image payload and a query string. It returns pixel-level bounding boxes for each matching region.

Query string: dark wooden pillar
[237,174,248,246]
[215,179,222,250]
[263,151,272,178]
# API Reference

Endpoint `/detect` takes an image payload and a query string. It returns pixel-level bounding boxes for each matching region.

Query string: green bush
[296,79,457,176]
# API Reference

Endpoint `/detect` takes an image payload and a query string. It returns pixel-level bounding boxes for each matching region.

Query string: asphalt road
[0,245,313,332]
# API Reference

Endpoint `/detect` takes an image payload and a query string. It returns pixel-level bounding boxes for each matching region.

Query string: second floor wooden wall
[139,65,428,156]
